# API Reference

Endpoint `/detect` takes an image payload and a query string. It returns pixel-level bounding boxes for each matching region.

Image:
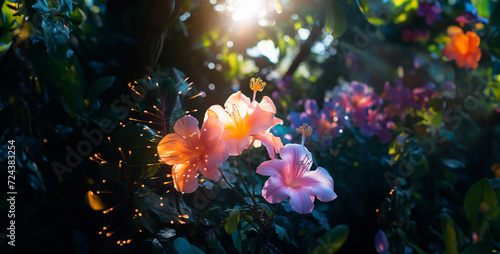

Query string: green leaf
[224,210,241,235]
[440,213,459,254]
[461,239,494,254]
[226,53,239,79]
[259,204,273,218]
[356,0,390,25]
[417,108,443,128]
[173,237,205,254]
[464,178,499,228]
[491,3,500,27]
[232,229,242,254]
[309,224,349,254]
[324,1,347,37]
[25,42,81,118]
[143,165,160,179]
[275,225,290,243]
[472,0,490,18]
[87,76,115,107]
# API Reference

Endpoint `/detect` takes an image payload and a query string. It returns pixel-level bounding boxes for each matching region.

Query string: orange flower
[157,115,229,194]
[441,29,481,69]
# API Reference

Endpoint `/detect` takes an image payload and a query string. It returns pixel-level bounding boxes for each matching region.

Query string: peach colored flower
[157,115,229,194]
[207,80,283,157]
[256,144,337,214]
[442,29,481,69]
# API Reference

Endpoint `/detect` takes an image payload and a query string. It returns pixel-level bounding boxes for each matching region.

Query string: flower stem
[241,213,261,233]
[219,169,252,208]
[236,156,258,207]
[269,203,281,222]
[247,149,256,197]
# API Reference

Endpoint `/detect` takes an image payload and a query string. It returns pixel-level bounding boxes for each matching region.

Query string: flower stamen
[296,123,313,146]
[250,77,266,101]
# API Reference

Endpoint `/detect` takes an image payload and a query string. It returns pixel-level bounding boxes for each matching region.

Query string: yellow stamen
[250,77,266,92]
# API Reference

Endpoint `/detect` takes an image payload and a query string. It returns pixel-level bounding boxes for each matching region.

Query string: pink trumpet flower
[157,115,229,194]
[257,135,337,214]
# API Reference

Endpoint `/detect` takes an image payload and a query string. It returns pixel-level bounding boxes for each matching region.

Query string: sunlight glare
[246,40,280,63]
[229,0,266,22]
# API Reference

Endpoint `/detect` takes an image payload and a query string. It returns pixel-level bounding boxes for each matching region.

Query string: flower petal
[200,112,225,144]
[302,167,337,202]
[158,134,188,165]
[253,132,283,159]
[466,31,480,48]
[256,159,288,177]
[289,187,315,214]
[223,134,252,156]
[224,91,251,116]
[258,96,278,113]
[207,106,234,127]
[272,116,284,126]
[173,116,200,138]
[279,144,312,172]
[261,176,290,203]
[172,163,199,194]
[246,102,275,135]
[201,140,228,182]
[441,44,457,61]
[199,160,221,183]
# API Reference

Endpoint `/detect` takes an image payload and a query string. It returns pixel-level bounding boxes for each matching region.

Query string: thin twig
[220,169,252,208]
[247,148,256,197]
[236,156,258,207]
[269,203,281,222]
[241,213,261,233]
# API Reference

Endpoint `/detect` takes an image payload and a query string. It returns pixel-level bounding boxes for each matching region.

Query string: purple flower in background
[383,80,438,120]
[437,81,456,99]
[413,83,436,108]
[417,1,442,26]
[273,74,293,101]
[359,110,394,143]
[333,82,380,126]
[383,80,415,119]
[288,99,338,145]
[285,81,397,144]
[322,100,350,136]
[402,29,430,43]
[455,3,489,24]
[374,230,389,254]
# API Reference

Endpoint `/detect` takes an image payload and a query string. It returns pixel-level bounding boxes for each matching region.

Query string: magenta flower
[157,115,229,194]
[256,144,337,214]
